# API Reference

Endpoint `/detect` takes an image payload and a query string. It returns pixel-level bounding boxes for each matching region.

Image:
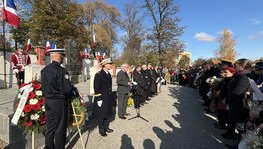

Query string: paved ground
[69,84,231,149]
[0,82,236,149]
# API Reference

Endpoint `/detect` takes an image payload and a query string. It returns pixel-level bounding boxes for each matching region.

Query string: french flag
[45,38,51,55]
[2,0,20,27]
[51,40,57,49]
[96,51,101,61]
[25,39,32,52]
[83,47,88,59]
[102,51,106,59]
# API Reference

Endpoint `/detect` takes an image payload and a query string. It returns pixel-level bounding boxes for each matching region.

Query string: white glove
[97,100,103,107]
[13,69,19,73]
[132,82,138,85]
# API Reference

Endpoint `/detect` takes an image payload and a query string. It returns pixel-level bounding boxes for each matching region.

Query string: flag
[92,25,96,43]
[25,39,32,52]
[102,51,106,59]
[2,0,20,27]
[96,51,101,61]
[45,38,51,55]
[51,40,56,49]
[83,47,88,59]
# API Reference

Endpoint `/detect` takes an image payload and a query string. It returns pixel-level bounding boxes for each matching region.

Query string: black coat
[132,71,146,96]
[41,61,74,99]
[226,70,250,122]
[93,69,113,118]
[150,69,158,93]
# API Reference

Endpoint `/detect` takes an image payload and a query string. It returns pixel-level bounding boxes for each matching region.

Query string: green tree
[28,0,87,48]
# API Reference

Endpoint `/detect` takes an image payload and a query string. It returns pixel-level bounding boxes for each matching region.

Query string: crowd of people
[175,58,263,148]
[15,43,262,148]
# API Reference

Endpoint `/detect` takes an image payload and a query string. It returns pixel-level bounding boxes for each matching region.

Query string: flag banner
[51,40,57,49]
[102,51,106,59]
[25,39,32,52]
[83,47,88,59]
[92,25,96,43]
[2,0,20,27]
[45,38,51,54]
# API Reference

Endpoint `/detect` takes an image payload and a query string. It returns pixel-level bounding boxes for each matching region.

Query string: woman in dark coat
[222,58,251,139]
[132,66,146,108]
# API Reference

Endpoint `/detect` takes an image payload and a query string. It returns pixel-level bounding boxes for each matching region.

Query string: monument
[24,46,45,83]
[64,39,84,84]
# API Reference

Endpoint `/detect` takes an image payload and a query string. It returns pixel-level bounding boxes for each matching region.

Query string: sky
[79,0,263,61]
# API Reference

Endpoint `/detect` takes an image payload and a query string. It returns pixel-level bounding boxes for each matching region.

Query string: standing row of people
[191,58,263,147]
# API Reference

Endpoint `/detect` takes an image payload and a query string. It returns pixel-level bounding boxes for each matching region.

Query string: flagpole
[2,0,7,88]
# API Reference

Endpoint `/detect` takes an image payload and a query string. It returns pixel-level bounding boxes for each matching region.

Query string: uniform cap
[101,58,112,65]
[48,48,66,55]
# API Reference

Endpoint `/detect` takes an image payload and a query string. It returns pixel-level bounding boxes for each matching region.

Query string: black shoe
[99,131,107,137]
[221,133,235,140]
[124,113,130,116]
[215,125,226,129]
[119,116,126,119]
[106,128,113,133]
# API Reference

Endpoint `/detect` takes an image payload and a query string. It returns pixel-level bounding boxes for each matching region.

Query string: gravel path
[69,85,229,149]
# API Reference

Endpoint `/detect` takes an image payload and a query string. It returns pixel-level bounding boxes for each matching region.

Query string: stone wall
[0,52,37,89]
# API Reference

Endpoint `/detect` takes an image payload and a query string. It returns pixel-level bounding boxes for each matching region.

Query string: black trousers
[117,93,128,117]
[15,71,24,85]
[45,99,68,149]
[98,118,109,133]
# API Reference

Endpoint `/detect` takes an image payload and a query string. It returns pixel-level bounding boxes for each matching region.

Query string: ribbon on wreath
[11,84,33,125]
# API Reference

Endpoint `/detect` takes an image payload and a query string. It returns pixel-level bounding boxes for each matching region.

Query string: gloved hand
[13,69,19,74]
[95,96,103,107]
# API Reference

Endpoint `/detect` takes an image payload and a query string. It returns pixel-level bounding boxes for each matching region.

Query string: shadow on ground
[149,85,228,149]
[66,99,117,149]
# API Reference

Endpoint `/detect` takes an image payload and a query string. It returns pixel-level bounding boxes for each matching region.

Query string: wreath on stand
[13,80,46,135]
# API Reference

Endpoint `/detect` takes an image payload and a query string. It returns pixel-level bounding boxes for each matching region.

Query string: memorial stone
[64,39,84,84]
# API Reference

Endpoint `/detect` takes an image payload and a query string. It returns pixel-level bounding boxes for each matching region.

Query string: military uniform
[41,61,75,149]
[93,69,113,135]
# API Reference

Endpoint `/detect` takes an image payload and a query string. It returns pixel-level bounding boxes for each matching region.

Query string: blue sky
[79,0,263,61]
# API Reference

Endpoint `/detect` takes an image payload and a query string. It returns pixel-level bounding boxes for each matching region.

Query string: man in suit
[93,58,114,137]
[117,63,131,119]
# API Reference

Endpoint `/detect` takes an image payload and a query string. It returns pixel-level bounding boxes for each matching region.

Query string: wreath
[13,80,46,134]
[69,96,87,128]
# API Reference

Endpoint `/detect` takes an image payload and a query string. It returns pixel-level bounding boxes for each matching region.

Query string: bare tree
[120,0,145,65]
[143,0,184,65]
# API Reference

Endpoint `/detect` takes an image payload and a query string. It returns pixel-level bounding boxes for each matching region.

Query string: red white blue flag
[102,51,106,59]
[2,0,20,27]
[25,39,32,52]
[83,47,88,59]
[45,38,51,55]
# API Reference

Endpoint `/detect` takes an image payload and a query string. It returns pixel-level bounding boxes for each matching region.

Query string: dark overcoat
[226,70,250,122]
[93,69,113,118]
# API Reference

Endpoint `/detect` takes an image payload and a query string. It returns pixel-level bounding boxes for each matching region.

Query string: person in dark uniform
[41,48,76,149]
[149,64,158,95]
[132,65,146,108]
[93,58,114,137]
[141,64,151,101]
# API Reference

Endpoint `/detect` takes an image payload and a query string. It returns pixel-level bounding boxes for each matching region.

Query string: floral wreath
[14,80,46,134]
